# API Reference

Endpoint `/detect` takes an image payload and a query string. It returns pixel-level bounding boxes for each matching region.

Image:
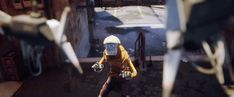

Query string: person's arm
[120,45,137,78]
[98,51,107,65]
[127,57,137,78]
[98,56,105,65]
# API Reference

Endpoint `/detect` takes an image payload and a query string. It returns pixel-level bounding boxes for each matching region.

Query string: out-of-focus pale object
[163,0,234,97]
[0,6,83,75]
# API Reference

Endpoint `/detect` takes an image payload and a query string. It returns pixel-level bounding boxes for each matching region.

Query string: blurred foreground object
[163,0,234,97]
[0,0,83,76]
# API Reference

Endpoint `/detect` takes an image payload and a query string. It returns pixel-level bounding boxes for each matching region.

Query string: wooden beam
[78,55,208,63]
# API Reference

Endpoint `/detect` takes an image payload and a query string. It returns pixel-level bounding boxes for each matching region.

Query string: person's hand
[119,70,132,80]
[91,62,104,72]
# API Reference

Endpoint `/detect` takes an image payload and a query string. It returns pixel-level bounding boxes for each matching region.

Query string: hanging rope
[26,45,43,76]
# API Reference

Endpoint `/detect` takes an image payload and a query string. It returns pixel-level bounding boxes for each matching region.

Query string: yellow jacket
[98,45,137,78]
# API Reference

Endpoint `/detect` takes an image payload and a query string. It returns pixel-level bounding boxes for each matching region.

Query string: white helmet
[103,35,121,44]
[103,35,120,55]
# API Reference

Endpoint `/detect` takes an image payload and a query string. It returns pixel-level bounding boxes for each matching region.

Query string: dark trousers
[99,76,130,97]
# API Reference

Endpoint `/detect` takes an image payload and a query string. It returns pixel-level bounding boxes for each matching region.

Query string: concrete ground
[89,5,167,57]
